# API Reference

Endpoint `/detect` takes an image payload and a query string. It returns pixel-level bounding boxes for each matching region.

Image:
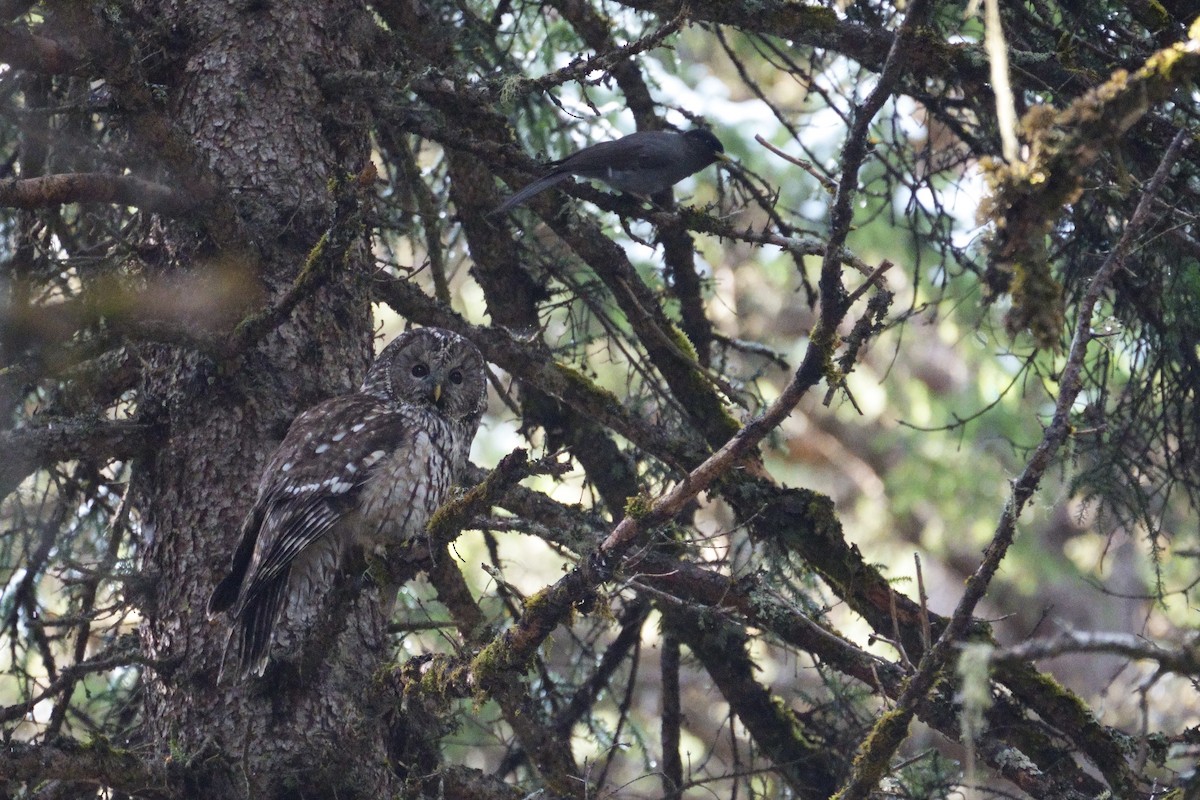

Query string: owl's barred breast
[354,412,460,548]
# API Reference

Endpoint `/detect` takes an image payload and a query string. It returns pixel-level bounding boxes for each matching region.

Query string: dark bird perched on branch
[492,128,728,215]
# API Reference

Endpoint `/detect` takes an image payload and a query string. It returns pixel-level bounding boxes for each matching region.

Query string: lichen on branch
[979,19,1200,348]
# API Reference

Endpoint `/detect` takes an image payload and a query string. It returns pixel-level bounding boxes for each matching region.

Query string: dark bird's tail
[490,171,570,215]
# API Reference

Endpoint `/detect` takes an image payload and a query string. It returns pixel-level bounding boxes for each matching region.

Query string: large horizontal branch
[2,739,171,797]
[615,0,988,85]
[471,473,893,688]
[0,418,160,500]
[0,172,197,216]
[993,628,1200,675]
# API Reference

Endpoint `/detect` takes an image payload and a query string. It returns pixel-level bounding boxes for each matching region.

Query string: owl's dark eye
[449,369,463,385]
[411,363,429,378]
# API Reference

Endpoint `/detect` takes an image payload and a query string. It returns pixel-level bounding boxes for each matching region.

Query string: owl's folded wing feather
[233,395,414,609]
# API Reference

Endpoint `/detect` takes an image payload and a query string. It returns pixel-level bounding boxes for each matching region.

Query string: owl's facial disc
[363,327,485,419]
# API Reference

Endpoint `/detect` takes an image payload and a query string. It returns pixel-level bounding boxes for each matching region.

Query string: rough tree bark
[127,1,388,796]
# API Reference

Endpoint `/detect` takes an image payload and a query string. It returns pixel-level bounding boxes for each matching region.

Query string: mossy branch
[0,418,160,502]
[228,165,376,354]
[538,210,742,449]
[980,21,1200,347]
[1,739,172,798]
[424,448,563,543]
[667,607,841,798]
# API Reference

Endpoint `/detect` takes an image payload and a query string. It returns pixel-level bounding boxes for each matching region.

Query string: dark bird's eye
[449,370,463,385]
[411,363,429,378]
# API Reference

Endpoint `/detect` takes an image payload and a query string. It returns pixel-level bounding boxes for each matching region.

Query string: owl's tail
[213,574,288,680]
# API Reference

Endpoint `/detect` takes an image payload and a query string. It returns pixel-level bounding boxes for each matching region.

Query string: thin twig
[755,133,838,192]
[991,628,1200,675]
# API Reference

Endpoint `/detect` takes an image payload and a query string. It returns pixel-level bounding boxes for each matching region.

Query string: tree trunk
[132,1,387,795]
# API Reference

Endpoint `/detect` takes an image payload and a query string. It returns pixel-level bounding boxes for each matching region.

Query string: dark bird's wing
[558,132,679,176]
[491,135,668,214]
[554,132,703,197]
[491,131,711,213]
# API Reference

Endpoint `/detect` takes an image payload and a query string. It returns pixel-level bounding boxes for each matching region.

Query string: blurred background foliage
[372,2,1199,792]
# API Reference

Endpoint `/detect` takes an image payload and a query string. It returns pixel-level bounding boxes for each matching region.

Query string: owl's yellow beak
[431,382,443,405]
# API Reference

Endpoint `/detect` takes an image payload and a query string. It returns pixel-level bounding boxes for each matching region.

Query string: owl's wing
[212,394,414,615]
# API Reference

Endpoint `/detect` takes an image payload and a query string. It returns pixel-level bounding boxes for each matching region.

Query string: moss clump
[829,708,913,800]
[665,321,743,440]
[417,656,472,702]
[552,363,622,410]
[664,320,700,364]
[623,491,654,520]
[978,32,1200,349]
[387,653,474,709]
[469,638,518,690]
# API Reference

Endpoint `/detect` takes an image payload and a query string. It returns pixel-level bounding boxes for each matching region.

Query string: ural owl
[207,327,488,676]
